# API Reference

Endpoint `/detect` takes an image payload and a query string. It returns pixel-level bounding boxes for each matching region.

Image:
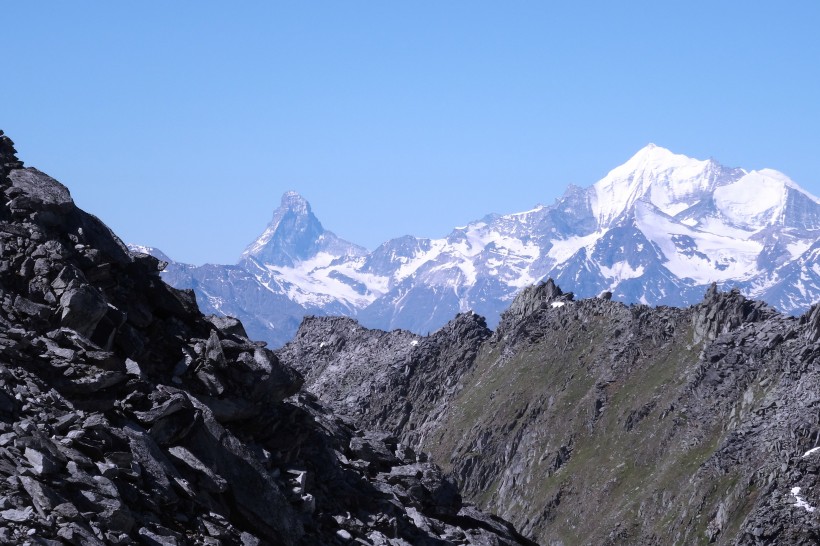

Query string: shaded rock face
[0,135,533,545]
[691,283,777,343]
[0,131,24,176]
[282,280,820,545]
[804,303,820,343]
[278,312,492,448]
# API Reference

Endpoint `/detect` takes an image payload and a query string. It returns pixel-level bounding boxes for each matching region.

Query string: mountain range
[142,144,820,347]
[5,128,820,544]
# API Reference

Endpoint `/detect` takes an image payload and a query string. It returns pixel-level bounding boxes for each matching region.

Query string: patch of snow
[396,240,447,280]
[507,204,545,218]
[458,259,478,286]
[661,201,696,217]
[128,244,153,254]
[634,202,762,283]
[410,340,419,346]
[694,217,756,240]
[713,170,804,229]
[506,267,538,289]
[549,231,606,263]
[243,226,278,258]
[802,447,820,458]
[262,252,387,309]
[791,486,817,512]
[551,301,565,308]
[788,240,812,259]
[599,261,645,284]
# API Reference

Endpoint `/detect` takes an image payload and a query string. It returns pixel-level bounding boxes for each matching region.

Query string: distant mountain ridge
[143,145,820,346]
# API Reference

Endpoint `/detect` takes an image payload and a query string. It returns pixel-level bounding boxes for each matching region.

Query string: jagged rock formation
[278,312,491,449]
[280,279,820,545]
[0,131,534,545]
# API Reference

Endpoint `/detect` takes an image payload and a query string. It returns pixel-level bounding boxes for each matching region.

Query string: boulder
[59,285,109,338]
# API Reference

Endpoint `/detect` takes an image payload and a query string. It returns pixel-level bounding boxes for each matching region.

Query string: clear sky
[4,2,819,265]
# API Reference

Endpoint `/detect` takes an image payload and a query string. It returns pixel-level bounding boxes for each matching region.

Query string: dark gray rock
[19,475,64,516]
[1,506,33,522]
[24,447,62,475]
[8,168,73,211]
[206,315,248,339]
[59,285,109,338]
[692,283,775,343]
[804,303,820,343]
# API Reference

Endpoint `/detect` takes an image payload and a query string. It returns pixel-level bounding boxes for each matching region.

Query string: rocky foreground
[280,280,820,545]
[0,132,537,545]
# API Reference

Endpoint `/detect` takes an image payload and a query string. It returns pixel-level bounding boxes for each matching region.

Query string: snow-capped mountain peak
[240,191,365,268]
[591,144,726,227]
[279,190,311,215]
[713,169,820,230]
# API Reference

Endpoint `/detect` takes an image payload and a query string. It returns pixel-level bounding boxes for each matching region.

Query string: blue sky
[4,2,819,265]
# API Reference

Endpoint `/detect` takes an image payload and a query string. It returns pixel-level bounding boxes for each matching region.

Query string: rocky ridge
[280,277,820,544]
[0,130,534,545]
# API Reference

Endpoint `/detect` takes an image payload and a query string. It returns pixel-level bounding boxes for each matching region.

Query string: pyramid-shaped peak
[241,190,366,267]
[279,191,311,215]
[240,191,325,266]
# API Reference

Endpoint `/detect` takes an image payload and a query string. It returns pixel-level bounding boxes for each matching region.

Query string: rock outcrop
[281,278,820,545]
[0,133,534,545]
[279,311,491,449]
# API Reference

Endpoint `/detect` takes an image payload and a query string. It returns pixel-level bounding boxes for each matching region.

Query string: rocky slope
[154,145,820,348]
[280,279,820,545]
[0,130,535,545]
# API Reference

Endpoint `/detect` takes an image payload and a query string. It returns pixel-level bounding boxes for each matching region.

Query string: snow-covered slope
[143,145,820,346]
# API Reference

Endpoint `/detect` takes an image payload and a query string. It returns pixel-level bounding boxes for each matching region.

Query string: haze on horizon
[3,2,819,266]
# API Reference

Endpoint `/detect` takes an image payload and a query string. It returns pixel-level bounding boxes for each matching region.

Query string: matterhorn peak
[239,191,326,266]
[279,190,311,215]
[239,191,366,268]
